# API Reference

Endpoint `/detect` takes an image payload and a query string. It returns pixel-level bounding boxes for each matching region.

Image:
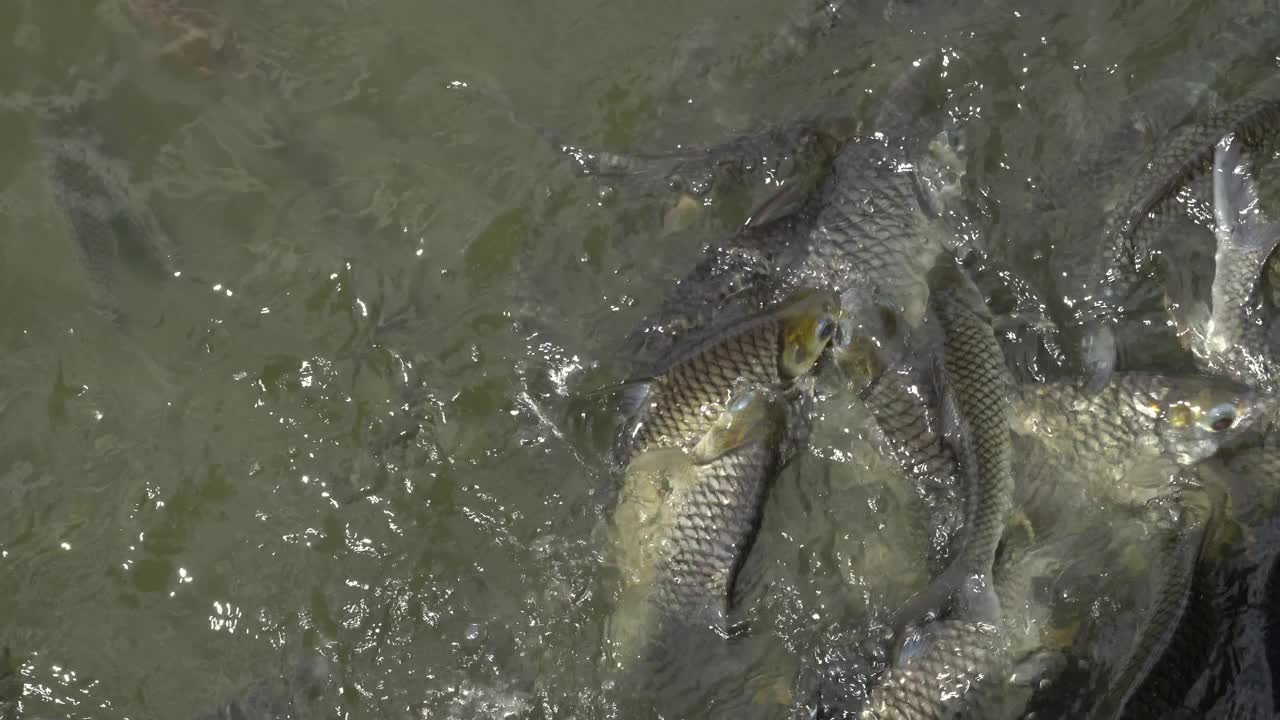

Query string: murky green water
[1,1,1278,718]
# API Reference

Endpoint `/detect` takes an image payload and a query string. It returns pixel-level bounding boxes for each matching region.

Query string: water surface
[1,0,1277,717]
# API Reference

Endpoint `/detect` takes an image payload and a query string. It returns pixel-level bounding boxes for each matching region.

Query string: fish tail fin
[889,562,965,632]
[579,377,653,413]
[1078,320,1117,394]
[1008,648,1068,687]
[1213,132,1273,247]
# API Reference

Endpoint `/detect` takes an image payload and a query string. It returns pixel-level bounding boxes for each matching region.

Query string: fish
[795,54,1046,344]
[798,265,1025,718]
[619,200,821,374]
[1203,511,1280,718]
[612,287,839,468]
[606,385,788,667]
[794,133,965,338]
[1258,518,1280,716]
[191,654,330,720]
[614,129,952,382]
[1181,131,1280,388]
[482,75,854,229]
[1102,84,1280,284]
[1037,77,1214,389]
[616,51,976,372]
[1084,486,1238,720]
[832,316,964,577]
[1059,79,1280,389]
[890,260,1014,629]
[1010,373,1265,514]
[858,619,1008,720]
[1195,433,1280,717]
[858,512,1055,720]
[124,0,245,76]
[551,119,851,204]
[37,107,177,326]
[1203,429,1280,527]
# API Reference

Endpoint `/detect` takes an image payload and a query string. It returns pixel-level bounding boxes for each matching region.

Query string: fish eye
[816,317,836,342]
[1205,403,1237,432]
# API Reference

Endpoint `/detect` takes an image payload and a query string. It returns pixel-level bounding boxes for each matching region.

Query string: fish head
[829,299,903,386]
[831,328,888,389]
[1141,375,1264,464]
[777,289,842,379]
[926,259,990,319]
[691,386,786,464]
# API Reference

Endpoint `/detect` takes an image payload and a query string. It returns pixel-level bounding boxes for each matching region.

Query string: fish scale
[628,328,780,459]
[621,60,971,380]
[1009,373,1265,525]
[658,439,779,618]
[1084,490,1236,720]
[796,136,954,330]
[1192,132,1280,388]
[1063,82,1280,387]
[1104,87,1280,275]
[865,263,1017,720]
[905,262,1013,622]
[858,514,1047,720]
[615,289,838,469]
[1013,379,1171,498]
[608,390,787,667]
[859,621,1006,720]
[859,361,963,575]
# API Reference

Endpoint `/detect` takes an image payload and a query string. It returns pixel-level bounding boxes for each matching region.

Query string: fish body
[553,120,850,203]
[1075,80,1280,386]
[607,387,788,666]
[795,136,960,335]
[1192,132,1280,388]
[125,0,244,75]
[1044,78,1280,389]
[613,288,838,468]
[1101,85,1280,284]
[621,54,970,377]
[1085,489,1235,720]
[854,353,964,575]
[1190,436,1280,717]
[889,261,1013,629]
[1260,520,1280,715]
[619,201,818,375]
[859,619,1007,720]
[38,114,176,325]
[1010,373,1264,512]
[191,654,329,720]
[860,512,1051,720]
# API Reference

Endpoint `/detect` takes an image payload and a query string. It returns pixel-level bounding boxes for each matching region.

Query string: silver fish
[860,513,1054,720]
[890,260,1014,629]
[1085,487,1237,720]
[845,340,964,577]
[1067,80,1280,390]
[1011,373,1265,514]
[607,386,788,667]
[1187,131,1280,388]
[620,53,972,378]
[190,654,329,720]
[612,288,839,468]
[38,113,177,325]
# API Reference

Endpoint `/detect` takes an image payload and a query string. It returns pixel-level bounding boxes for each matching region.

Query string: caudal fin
[1213,132,1271,248]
